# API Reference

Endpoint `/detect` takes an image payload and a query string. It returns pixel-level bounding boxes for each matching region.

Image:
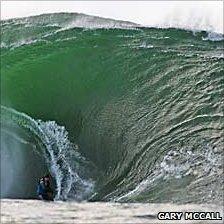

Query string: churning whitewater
[1,13,223,204]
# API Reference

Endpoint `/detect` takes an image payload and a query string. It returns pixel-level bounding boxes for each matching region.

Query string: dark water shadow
[134,214,157,219]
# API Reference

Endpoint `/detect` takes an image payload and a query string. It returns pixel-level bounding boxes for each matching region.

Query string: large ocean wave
[1,13,223,204]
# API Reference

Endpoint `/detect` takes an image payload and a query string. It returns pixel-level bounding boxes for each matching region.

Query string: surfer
[37,174,54,201]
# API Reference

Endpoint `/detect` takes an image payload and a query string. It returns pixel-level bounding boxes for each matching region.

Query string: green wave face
[1,13,224,203]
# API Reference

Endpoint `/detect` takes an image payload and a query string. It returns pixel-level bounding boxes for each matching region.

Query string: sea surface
[1,199,223,223]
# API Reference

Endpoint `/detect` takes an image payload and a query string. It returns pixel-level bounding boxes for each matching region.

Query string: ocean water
[1,13,223,204]
[1,199,223,223]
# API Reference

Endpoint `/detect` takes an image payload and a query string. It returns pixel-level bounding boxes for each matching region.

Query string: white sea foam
[117,142,222,202]
[38,120,94,200]
[202,32,224,41]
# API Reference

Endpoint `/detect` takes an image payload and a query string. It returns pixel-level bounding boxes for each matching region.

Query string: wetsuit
[44,180,54,201]
[37,180,53,201]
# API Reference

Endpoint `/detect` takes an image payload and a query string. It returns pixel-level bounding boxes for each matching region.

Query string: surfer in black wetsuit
[37,174,54,201]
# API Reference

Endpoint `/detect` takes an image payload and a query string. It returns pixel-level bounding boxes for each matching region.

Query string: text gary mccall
[157,211,222,221]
